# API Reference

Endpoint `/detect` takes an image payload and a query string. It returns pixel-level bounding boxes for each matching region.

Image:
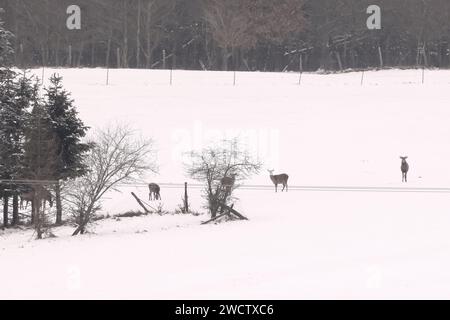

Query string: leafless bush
[66,124,158,236]
[185,138,261,218]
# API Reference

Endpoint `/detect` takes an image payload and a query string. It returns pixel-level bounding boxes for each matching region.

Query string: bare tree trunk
[3,195,8,228]
[91,40,96,67]
[378,46,384,68]
[136,0,141,68]
[55,36,60,67]
[68,44,72,67]
[55,181,62,225]
[122,0,129,68]
[31,200,35,224]
[145,1,153,68]
[222,47,230,71]
[72,202,95,236]
[335,51,343,71]
[12,194,19,226]
[106,30,112,68]
[33,193,42,239]
[77,41,84,67]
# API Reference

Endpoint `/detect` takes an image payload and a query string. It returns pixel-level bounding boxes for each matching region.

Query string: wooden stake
[299,54,303,85]
[184,182,189,213]
[201,213,228,225]
[215,200,248,220]
[131,192,150,214]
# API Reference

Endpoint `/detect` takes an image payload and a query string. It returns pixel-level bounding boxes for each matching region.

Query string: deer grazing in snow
[268,170,289,192]
[20,188,53,210]
[400,156,409,183]
[220,173,237,193]
[148,183,161,201]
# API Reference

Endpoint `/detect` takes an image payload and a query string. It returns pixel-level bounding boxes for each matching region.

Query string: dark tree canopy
[1,0,449,71]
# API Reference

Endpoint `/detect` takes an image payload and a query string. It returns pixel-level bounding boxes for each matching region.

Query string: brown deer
[268,169,289,192]
[400,156,409,183]
[20,188,53,210]
[148,183,161,201]
[220,173,237,192]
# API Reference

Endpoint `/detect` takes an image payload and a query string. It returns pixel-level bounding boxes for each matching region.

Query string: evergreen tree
[0,72,36,226]
[23,97,59,238]
[0,10,13,68]
[43,74,90,224]
[0,13,15,227]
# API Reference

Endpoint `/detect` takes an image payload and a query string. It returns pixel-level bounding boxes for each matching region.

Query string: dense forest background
[1,0,450,72]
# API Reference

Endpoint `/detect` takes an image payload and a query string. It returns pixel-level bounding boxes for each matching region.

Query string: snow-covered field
[1,68,450,299]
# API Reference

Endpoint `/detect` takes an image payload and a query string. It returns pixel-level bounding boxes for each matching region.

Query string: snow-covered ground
[1,68,450,299]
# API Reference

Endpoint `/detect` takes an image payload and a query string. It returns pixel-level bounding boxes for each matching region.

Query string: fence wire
[2,180,450,194]
[116,182,450,194]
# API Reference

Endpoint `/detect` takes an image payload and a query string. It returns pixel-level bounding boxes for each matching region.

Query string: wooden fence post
[184,182,189,213]
[299,54,303,85]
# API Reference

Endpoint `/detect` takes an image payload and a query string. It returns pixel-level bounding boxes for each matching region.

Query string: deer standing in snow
[268,170,289,192]
[20,188,53,210]
[220,173,237,193]
[400,156,409,183]
[148,183,161,200]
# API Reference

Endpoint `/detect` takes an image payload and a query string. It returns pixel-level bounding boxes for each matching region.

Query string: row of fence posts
[21,43,430,87]
[36,65,430,87]
[102,68,428,86]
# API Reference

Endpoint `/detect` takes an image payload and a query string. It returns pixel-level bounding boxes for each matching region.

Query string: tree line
[1,0,450,72]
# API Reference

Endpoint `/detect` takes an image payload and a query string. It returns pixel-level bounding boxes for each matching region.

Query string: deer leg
[275,184,278,192]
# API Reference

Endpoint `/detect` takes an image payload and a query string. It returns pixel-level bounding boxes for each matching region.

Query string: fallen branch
[201,212,229,225]
[215,201,248,220]
[131,192,150,214]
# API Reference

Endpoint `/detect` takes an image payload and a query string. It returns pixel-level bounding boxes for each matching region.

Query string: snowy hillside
[2,68,450,299]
